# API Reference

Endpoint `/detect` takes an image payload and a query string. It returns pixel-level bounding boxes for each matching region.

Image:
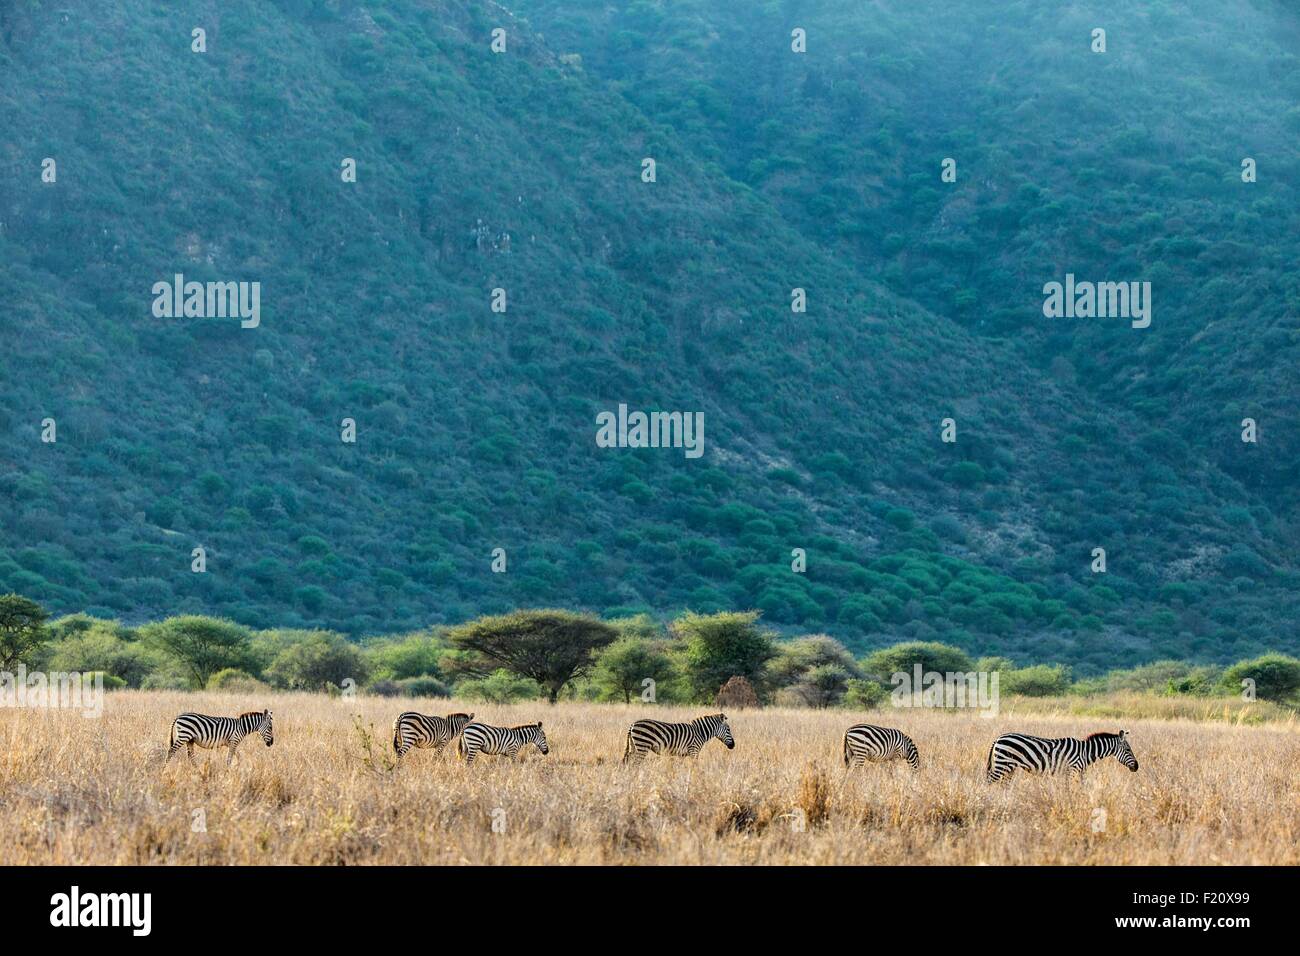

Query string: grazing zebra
[166,710,274,765]
[985,730,1139,782]
[622,713,735,763]
[457,721,549,764]
[392,711,475,759]
[843,723,920,770]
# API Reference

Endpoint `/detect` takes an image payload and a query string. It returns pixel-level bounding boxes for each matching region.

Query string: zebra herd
[844,724,1139,780]
[390,711,550,763]
[165,708,1141,781]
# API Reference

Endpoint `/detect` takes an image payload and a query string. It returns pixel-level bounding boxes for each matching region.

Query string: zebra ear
[1119,729,1127,739]
[536,721,543,728]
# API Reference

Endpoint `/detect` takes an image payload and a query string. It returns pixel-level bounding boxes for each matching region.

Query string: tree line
[1,594,1298,707]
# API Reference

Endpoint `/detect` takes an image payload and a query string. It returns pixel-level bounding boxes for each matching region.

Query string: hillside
[509,0,1300,507]
[0,0,1296,670]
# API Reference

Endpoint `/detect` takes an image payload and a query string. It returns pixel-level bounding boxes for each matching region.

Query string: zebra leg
[166,741,181,762]
[227,735,246,765]
[186,742,195,765]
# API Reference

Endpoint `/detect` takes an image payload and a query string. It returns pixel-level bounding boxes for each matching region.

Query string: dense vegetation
[11,597,1299,711]
[1,1,1296,673]
[512,0,1300,500]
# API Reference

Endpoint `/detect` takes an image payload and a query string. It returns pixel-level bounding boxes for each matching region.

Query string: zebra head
[1115,730,1138,771]
[710,713,735,750]
[530,722,549,755]
[259,709,274,747]
[449,712,475,736]
[903,738,920,771]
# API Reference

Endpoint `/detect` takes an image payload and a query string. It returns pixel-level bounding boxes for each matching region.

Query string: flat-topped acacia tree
[446,609,618,704]
[140,615,253,690]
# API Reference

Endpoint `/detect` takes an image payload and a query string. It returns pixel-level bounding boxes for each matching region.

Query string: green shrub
[396,675,451,698]
[862,641,973,680]
[1001,664,1071,697]
[456,669,541,704]
[843,678,887,709]
[1222,653,1300,702]
[209,668,271,693]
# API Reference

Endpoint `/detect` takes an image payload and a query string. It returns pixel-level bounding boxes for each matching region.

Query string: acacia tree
[265,633,368,691]
[446,609,617,704]
[592,636,675,704]
[140,615,253,689]
[0,594,48,671]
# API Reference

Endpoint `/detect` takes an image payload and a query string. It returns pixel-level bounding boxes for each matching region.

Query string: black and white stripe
[622,713,735,762]
[392,711,474,759]
[986,730,1139,782]
[167,709,274,765]
[458,721,549,763]
[843,723,920,770]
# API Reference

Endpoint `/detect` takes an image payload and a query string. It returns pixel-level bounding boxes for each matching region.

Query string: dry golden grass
[0,690,1295,864]
[998,691,1298,725]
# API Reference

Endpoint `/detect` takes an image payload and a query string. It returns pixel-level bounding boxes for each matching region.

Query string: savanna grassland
[0,692,1295,865]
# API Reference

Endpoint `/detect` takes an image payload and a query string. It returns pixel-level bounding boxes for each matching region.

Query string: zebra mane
[1083,732,1119,741]
[447,712,472,719]
[238,710,266,720]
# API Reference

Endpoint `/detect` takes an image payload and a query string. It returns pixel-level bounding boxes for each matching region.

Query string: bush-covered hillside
[511,0,1300,504]
[1,0,1296,671]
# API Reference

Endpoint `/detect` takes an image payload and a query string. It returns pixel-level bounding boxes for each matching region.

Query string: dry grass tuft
[796,761,831,828]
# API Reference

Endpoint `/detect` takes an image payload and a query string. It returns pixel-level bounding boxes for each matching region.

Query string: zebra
[457,721,549,764]
[622,713,735,763]
[166,709,274,765]
[843,723,920,770]
[392,711,475,759]
[985,730,1139,782]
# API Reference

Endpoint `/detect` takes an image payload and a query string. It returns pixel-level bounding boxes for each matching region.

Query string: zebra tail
[621,727,633,764]
[985,740,994,778]
[392,719,400,754]
[843,734,850,767]
[168,719,176,749]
